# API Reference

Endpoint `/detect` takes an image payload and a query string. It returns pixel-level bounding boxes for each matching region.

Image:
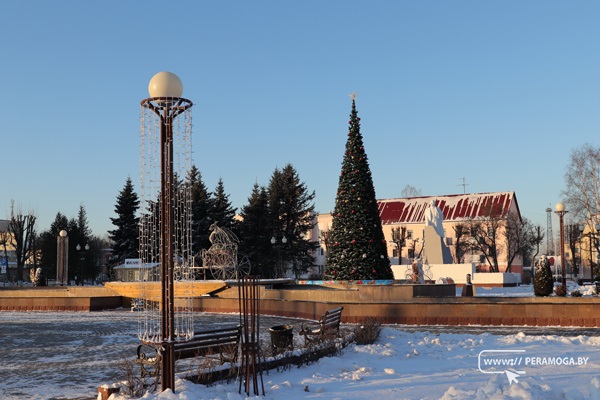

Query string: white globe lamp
[148,71,183,98]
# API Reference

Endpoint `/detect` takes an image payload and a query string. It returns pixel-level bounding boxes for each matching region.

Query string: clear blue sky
[1,1,598,238]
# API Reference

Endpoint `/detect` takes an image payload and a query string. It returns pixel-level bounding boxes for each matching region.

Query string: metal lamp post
[554,202,568,292]
[141,71,193,392]
[271,236,287,278]
[56,230,68,286]
[76,243,89,286]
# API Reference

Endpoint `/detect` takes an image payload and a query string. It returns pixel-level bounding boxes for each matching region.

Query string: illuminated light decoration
[139,71,194,392]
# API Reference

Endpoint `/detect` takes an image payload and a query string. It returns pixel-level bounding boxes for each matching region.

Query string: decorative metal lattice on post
[137,72,195,392]
[238,276,264,396]
[201,223,251,280]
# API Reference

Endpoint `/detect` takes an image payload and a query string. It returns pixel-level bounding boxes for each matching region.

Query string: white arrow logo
[478,350,526,385]
[505,370,521,385]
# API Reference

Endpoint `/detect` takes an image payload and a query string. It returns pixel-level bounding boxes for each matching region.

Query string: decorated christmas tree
[325,95,393,281]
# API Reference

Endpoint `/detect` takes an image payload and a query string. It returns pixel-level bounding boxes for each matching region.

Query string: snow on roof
[378,192,518,225]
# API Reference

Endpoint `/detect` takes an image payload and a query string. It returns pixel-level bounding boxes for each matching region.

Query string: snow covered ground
[2,284,600,399]
[115,327,600,400]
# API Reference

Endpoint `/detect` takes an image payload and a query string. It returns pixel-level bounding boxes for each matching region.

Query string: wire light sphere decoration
[137,72,195,345]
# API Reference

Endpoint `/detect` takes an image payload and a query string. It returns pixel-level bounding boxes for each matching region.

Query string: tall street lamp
[56,230,68,286]
[554,202,568,292]
[141,71,193,392]
[271,236,287,278]
[76,243,89,286]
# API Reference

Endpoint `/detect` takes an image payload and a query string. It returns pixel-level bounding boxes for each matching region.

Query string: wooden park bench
[136,325,242,379]
[299,306,344,345]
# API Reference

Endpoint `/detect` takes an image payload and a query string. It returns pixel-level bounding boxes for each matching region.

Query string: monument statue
[424,199,445,238]
[423,200,453,264]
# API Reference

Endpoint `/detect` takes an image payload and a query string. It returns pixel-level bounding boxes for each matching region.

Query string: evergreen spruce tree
[109,177,140,264]
[325,96,393,281]
[76,204,91,240]
[268,164,318,279]
[238,183,272,277]
[210,178,236,231]
[71,205,90,284]
[187,165,213,252]
[533,256,554,296]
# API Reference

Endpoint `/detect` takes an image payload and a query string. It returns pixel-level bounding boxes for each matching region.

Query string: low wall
[471,272,521,286]
[3,283,599,328]
[0,286,123,311]
[391,263,521,286]
[104,281,227,299]
[192,285,600,327]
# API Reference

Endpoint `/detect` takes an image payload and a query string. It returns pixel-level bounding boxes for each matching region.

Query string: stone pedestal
[423,226,453,264]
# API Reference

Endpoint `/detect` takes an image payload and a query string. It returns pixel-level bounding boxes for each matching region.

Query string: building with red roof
[314,191,523,276]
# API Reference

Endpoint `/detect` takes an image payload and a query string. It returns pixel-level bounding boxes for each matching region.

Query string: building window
[407,230,413,239]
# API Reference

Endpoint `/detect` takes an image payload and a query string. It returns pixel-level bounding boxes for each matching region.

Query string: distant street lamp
[56,230,68,286]
[554,202,568,292]
[76,243,89,286]
[271,236,287,278]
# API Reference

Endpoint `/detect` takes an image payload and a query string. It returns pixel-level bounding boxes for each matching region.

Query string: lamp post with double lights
[141,72,193,392]
[76,243,89,286]
[554,202,568,292]
[271,236,287,278]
